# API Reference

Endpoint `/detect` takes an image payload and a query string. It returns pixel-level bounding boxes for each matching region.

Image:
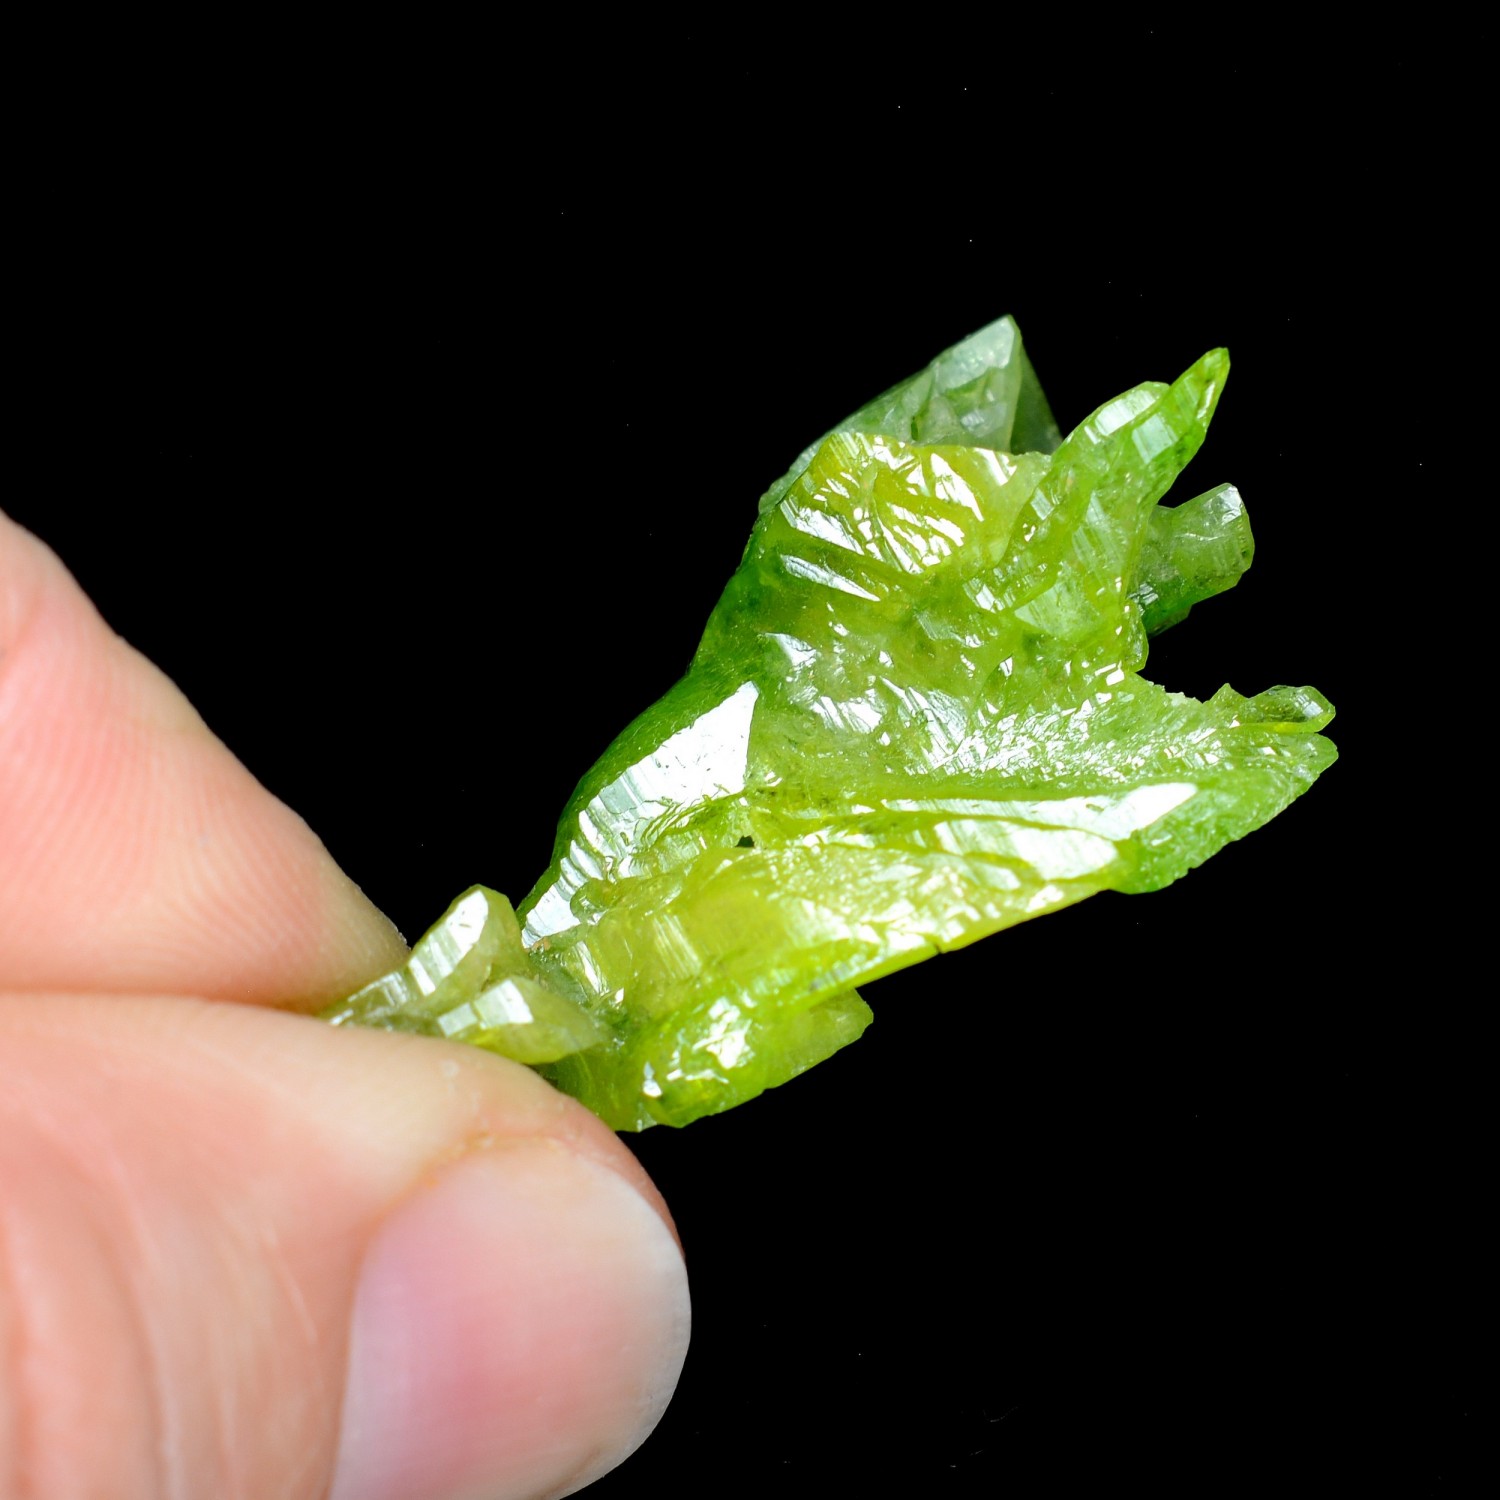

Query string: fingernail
[330,1140,691,1500]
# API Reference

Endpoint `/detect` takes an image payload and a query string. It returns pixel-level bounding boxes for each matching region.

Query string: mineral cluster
[324,319,1336,1129]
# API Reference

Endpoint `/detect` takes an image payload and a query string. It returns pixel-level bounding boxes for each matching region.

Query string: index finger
[0,509,407,1006]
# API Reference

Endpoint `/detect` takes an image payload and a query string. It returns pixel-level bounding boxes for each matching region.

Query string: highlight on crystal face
[322,317,1336,1129]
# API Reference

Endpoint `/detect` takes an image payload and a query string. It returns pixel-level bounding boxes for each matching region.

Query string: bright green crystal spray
[322,318,1335,1129]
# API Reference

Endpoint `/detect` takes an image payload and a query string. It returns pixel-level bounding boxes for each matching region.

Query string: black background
[11,27,1477,1497]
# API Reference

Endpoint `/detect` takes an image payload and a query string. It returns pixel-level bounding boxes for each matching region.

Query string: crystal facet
[323,317,1336,1130]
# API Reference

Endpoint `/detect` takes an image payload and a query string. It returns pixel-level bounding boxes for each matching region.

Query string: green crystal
[323,317,1335,1130]
[322,886,606,1064]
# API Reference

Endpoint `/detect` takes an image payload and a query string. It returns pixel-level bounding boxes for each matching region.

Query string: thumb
[0,993,691,1500]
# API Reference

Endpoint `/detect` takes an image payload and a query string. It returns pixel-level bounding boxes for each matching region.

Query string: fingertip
[330,1142,690,1500]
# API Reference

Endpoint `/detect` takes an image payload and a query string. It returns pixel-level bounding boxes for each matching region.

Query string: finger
[0,992,690,1500]
[0,510,406,1005]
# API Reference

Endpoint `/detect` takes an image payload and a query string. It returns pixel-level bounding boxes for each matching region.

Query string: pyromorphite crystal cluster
[323,318,1336,1129]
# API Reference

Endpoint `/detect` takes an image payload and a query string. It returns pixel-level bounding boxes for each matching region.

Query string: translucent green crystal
[322,886,606,1063]
[323,317,1336,1130]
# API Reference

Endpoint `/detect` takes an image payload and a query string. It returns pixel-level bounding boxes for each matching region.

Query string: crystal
[324,318,1336,1130]
[322,886,605,1064]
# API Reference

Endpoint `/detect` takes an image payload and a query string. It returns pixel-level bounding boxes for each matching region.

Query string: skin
[0,509,691,1500]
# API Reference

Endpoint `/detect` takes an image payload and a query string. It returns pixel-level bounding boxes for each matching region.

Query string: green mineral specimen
[323,317,1336,1130]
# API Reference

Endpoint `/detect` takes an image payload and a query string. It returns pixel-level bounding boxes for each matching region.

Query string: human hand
[0,509,690,1499]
